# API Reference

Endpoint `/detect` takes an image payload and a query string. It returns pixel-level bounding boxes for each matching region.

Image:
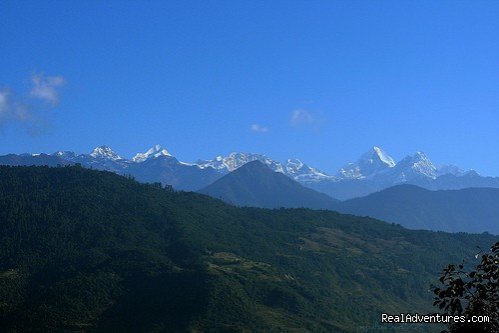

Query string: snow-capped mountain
[196,153,285,173]
[2,144,498,200]
[132,144,172,162]
[126,146,220,191]
[307,147,495,199]
[285,159,335,183]
[389,151,437,181]
[336,148,440,183]
[53,145,123,163]
[53,151,79,161]
[52,145,128,172]
[196,153,333,183]
[90,146,123,161]
[337,146,395,180]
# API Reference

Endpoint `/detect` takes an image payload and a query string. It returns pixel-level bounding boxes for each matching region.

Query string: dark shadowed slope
[336,184,499,234]
[199,160,339,209]
[0,166,497,332]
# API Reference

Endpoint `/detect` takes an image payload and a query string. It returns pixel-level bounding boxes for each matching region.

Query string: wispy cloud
[0,89,10,119]
[289,109,324,131]
[0,72,66,135]
[30,73,66,105]
[0,89,21,126]
[290,109,314,126]
[250,123,269,133]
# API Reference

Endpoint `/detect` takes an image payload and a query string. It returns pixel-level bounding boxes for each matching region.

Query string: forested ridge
[0,165,496,332]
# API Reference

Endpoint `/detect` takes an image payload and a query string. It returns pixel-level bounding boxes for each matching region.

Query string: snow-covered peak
[90,146,122,160]
[132,144,172,162]
[395,151,437,179]
[196,152,285,173]
[52,151,79,160]
[412,152,437,178]
[286,158,327,176]
[285,158,304,172]
[285,158,334,183]
[372,146,396,167]
[54,151,73,157]
[337,146,395,179]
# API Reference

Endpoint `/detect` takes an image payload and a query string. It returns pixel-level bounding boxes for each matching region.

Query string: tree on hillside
[432,241,499,332]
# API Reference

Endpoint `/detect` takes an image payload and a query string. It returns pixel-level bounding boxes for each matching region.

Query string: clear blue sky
[1,1,498,175]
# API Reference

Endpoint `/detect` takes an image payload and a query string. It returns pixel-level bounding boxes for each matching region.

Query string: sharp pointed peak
[360,146,396,167]
[132,144,172,162]
[396,150,437,179]
[150,144,167,152]
[414,151,428,157]
[372,146,387,155]
[337,146,395,179]
[89,145,122,160]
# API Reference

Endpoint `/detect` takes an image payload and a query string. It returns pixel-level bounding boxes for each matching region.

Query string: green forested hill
[0,166,496,332]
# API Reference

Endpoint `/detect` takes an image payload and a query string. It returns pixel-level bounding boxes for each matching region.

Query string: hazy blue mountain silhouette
[336,184,499,234]
[200,160,339,209]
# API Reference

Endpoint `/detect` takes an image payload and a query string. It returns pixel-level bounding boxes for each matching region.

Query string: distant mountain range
[308,147,499,200]
[199,161,339,209]
[1,147,497,233]
[336,185,499,234]
[199,161,499,234]
[1,145,499,199]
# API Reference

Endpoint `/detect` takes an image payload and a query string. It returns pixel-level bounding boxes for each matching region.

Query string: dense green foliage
[432,242,499,332]
[200,161,338,209]
[337,184,499,234]
[0,166,496,332]
[0,166,207,332]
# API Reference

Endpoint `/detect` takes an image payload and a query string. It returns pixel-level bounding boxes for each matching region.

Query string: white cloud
[1,72,66,134]
[289,109,325,131]
[250,123,269,133]
[290,109,314,126]
[0,89,10,117]
[0,90,33,130]
[30,73,66,104]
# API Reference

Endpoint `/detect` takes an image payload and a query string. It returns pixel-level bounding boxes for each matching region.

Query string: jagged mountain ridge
[1,144,497,198]
[195,152,333,182]
[199,161,339,209]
